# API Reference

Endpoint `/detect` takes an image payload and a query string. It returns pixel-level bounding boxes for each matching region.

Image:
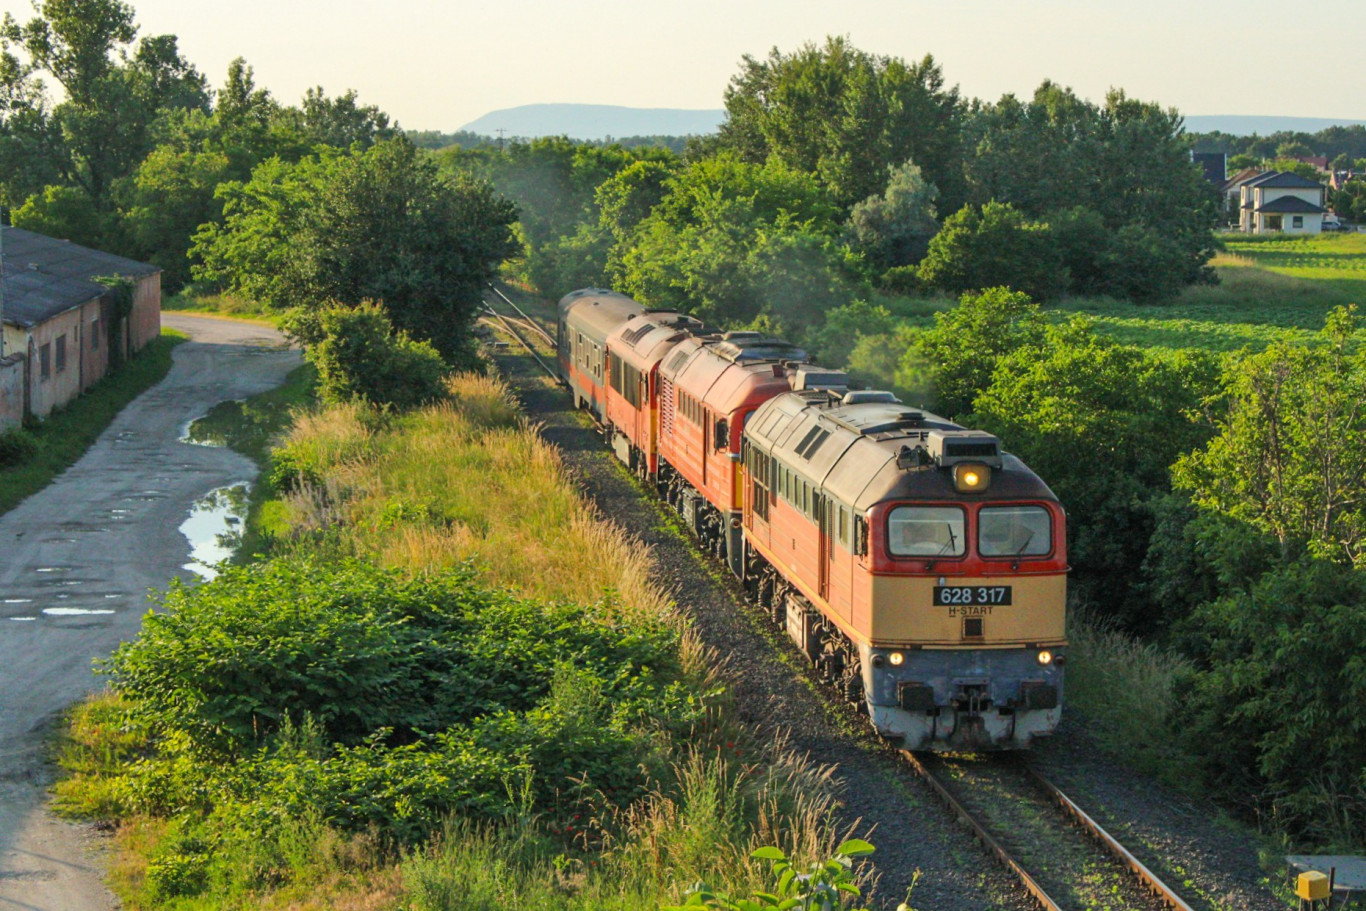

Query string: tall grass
[274,373,673,624]
[403,742,845,911]
[1064,609,1199,788]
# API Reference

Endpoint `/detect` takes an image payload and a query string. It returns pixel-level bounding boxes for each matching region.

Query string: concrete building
[0,227,161,420]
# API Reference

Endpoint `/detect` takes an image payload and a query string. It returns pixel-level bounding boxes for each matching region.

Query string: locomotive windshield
[978,505,1052,557]
[888,506,965,557]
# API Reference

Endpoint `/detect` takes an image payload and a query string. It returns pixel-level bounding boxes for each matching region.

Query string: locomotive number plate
[933,585,1012,606]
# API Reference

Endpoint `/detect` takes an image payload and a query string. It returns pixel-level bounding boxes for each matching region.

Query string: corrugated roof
[1256,196,1328,214]
[1,227,159,329]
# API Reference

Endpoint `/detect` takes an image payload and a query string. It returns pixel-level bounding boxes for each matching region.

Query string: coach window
[978,506,1052,557]
[887,506,966,557]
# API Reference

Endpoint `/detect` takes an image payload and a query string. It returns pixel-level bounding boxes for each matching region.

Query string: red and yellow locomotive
[558,289,1067,750]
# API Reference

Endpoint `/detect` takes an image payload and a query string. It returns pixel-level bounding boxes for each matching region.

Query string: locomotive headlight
[1037,649,1053,666]
[952,462,991,493]
[888,651,905,666]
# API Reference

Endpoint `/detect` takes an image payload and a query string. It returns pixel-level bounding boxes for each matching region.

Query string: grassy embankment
[0,329,185,516]
[56,371,850,910]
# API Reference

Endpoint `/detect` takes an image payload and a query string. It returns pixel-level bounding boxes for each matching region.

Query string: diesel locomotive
[557,288,1066,750]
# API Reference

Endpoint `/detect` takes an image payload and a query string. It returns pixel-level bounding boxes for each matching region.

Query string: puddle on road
[180,400,247,448]
[180,483,250,580]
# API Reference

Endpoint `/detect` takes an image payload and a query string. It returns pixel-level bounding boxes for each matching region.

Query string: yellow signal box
[1297,871,1330,901]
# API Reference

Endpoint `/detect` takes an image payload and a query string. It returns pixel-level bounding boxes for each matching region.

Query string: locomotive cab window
[888,506,966,557]
[978,506,1052,557]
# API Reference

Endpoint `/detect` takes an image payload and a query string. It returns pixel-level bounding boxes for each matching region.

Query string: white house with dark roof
[0,226,161,420]
[1239,171,1330,234]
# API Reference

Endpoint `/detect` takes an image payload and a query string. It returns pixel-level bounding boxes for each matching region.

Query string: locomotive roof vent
[926,430,1004,469]
[721,330,763,342]
[711,338,809,364]
[841,390,900,405]
[792,366,850,392]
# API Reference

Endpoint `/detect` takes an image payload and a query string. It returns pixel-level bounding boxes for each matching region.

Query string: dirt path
[0,314,298,910]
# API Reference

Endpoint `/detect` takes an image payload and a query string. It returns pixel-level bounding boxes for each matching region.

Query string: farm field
[1059,232,1366,352]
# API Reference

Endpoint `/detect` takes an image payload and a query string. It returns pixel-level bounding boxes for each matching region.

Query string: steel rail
[487,282,557,348]
[481,298,559,381]
[1027,768,1197,911]
[901,751,1064,911]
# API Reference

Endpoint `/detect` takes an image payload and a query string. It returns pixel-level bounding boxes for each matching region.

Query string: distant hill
[1186,115,1366,136]
[459,104,725,141]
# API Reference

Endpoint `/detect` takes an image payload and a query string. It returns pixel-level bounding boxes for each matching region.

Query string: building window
[55,334,67,373]
[90,317,100,350]
[39,343,51,380]
[1292,215,1304,228]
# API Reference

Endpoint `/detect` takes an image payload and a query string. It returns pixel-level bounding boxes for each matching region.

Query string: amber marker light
[952,462,991,493]
[1037,650,1053,666]
[888,651,905,666]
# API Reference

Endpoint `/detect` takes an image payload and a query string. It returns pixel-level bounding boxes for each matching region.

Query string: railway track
[480,285,559,379]
[904,751,1201,911]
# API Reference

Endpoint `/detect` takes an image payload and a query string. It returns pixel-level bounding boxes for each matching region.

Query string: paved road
[0,314,299,909]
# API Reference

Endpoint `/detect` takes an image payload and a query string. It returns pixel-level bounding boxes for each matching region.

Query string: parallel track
[487,282,558,348]
[903,751,1199,911]
[481,290,560,381]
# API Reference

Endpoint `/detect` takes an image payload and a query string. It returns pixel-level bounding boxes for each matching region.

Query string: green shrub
[916,201,1066,301]
[0,428,38,467]
[106,557,684,752]
[665,840,877,911]
[284,302,448,409]
[1177,559,1366,846]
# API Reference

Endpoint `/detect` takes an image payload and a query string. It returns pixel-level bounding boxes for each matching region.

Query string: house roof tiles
[1255,196,1328,214]
[1,227,159,329]
[1245,170,1325,190]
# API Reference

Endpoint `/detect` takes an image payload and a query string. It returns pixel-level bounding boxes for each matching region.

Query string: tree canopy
[194,138,517,366]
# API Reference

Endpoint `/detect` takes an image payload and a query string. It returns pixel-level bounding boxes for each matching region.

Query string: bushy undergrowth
[0,427,38,466]
[60,370,850,909]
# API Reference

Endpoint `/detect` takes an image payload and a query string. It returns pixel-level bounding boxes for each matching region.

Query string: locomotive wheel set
[557,288,1068,751]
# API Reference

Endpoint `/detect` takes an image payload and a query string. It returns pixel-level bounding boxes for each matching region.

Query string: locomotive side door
[817,493,831,602]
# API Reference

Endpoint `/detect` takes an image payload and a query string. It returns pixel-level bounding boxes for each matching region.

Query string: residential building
[1238,171,1329,234]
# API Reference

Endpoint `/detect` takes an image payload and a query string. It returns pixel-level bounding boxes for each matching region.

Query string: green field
[1059,232,1366,352]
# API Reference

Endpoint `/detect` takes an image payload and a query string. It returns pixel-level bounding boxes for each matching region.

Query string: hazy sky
[24,0,1365,131]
